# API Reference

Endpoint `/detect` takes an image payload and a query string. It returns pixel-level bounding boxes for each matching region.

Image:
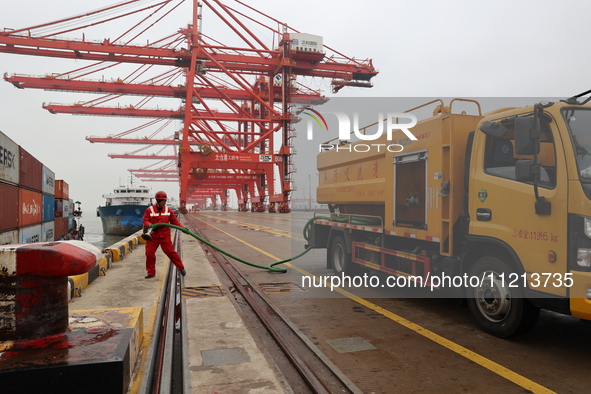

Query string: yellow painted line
[197,212,304,240]
[197,218,282,260]
[206,215,294,236]
[195,217,556,394]
[198,211,294,224]
[333,288,554,394]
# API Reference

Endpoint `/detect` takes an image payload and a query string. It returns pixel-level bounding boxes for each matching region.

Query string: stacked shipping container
[54,180,71,240]
[0,129,75,245]
[42,165,55,242]
[0,130,21,245]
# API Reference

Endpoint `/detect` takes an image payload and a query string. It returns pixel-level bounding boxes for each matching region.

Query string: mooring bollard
[0,241,101,341]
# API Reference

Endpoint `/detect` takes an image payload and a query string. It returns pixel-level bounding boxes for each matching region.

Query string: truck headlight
[584,217,591,238]
[577,248,591,267]
[568,214,591,270]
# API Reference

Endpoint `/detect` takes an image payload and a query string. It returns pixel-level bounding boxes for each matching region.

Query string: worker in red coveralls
[142,191,186,279]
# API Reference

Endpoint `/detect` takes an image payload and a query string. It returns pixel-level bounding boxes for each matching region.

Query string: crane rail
[141,228,189,394]
[184,215,360,394]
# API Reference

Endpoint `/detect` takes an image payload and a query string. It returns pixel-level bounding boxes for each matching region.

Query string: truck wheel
[330,236,353,275]
[466,256,539,338]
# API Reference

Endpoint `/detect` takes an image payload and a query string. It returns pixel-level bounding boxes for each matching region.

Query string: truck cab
[467,100,591,333]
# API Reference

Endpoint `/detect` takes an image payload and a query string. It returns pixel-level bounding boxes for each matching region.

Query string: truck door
[469,113,568,298]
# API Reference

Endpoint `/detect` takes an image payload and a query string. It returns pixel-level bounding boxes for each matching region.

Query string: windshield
[563,108,591,198]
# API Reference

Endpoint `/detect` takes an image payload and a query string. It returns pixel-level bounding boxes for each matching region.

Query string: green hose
[151,214,378,273]
[151,222,315,273]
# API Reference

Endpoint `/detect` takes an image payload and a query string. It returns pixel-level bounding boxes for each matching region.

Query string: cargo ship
[96,185,152,235]
[0,129,82,245]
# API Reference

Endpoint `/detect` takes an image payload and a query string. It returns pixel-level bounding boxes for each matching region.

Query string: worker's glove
[181,227,190,234]
[143,225,150,233]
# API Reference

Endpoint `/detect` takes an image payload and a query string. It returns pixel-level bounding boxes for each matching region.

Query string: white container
[0,130,20,185]
[42,165,55,196]
[0,229,19,246]
[63,199,72,217]
[289,33,323,52]
[41,221,55,242]
[20,224,42,243]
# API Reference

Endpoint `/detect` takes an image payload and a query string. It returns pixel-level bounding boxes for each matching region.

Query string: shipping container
[0,229,18,245]
[42,165,55,196]
[19,147,42,192]
[42,194,55,223]
[67,198,74,230]
[0,130,19,185]
[54,217,67,240]
[19,188,42,227]
[41,221,55,242]
[63,199,71,217]
[20,224,41,243]
[55,180,69,200]
[53,218,64,241]
[61,217,69,239]
[55,198,63,217]
[0,182,19,232]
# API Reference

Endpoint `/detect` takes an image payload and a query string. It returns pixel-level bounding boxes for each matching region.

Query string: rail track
[139,215,359,393]
[141,228,189,394]
[183,215,360,394]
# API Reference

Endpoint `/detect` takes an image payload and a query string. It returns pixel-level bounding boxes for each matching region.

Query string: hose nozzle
[141,227,153,241]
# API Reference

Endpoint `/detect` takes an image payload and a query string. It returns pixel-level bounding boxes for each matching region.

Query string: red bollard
[0,241,100,341]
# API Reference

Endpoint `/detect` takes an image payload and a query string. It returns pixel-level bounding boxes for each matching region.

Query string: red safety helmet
[155,191,168,200]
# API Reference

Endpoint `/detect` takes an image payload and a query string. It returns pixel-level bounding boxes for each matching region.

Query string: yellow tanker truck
[307,97,591,337]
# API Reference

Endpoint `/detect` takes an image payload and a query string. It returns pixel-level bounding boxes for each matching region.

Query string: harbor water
[79,215,130,250]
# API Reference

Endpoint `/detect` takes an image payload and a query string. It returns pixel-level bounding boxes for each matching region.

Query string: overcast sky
[1,0,589,213]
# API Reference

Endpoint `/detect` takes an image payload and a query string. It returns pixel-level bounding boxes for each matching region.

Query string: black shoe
[145,274,155,279]
[180,269,186,276]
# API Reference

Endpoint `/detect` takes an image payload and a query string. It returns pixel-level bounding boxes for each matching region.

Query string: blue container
[54,199,63,217]
[42,194,55,223]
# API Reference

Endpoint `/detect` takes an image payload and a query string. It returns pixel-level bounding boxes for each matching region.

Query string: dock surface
[67,211,590,393]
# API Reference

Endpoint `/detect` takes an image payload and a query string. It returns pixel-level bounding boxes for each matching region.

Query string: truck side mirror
[480,121,508,137]
[515,159,551,215]
[514,117,538,155]
[515,159,537,182]
[515,105,551,215]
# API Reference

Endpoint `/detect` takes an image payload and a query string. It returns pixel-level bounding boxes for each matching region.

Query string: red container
[62,218,70,235]
[55,180,69,200]
[61,217,69,239]
[19,148,42,192]
[54,198,63,218]
[19,188,42,227]
[0,182,19,232]
[54,217,66,240]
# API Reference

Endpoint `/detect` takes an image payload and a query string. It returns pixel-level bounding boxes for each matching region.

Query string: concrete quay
[69,218,289,393]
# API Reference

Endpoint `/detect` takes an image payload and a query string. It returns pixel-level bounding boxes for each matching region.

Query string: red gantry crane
[0,0,377,212]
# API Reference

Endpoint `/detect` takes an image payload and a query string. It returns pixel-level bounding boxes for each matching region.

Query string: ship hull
[96,204,149,236]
